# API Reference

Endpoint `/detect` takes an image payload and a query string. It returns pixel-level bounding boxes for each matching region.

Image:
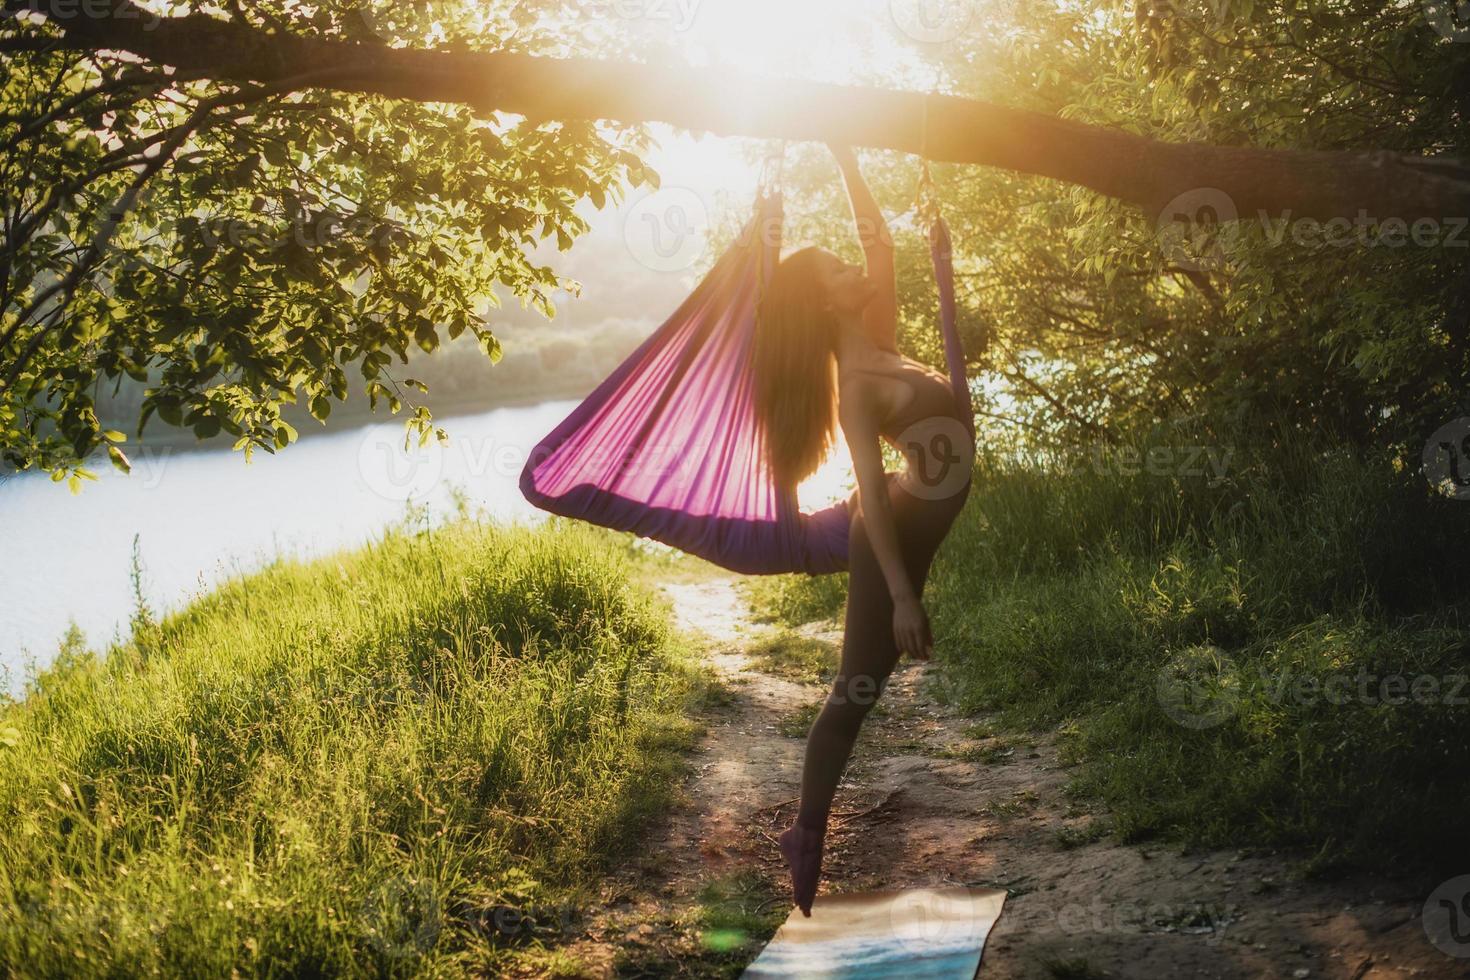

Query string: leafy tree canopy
[1,0,658,487]
[3,0,1467,490]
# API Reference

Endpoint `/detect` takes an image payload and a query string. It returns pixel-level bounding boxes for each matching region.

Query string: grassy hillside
[744,432,1470,871]
[0,516,709,977]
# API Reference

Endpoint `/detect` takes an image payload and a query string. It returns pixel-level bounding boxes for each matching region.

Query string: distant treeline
[92,319,652,452]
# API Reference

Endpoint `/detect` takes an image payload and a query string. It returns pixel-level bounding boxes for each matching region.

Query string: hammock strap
[920,92,930,160]
[910,105,976,443]
[929,210,974,442]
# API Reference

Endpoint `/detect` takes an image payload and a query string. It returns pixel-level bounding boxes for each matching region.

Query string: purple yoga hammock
[518,187,971,576]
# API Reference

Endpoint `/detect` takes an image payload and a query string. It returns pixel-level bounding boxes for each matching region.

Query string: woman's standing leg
[780,482,968,913]
[793,485,953,833]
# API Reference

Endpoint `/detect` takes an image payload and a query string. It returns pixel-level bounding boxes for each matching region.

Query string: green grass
[982,789,1039,820]
[747,429,1470,871]
[612,869,785,979]
[742,631,838,684]
[0,515,709,977]
[1052,822,1110,851]
[777,700,822,739]
[738,572,847,628]
[941,735,1027,766]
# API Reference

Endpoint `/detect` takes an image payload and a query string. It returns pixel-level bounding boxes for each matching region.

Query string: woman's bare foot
[777,820,826,916]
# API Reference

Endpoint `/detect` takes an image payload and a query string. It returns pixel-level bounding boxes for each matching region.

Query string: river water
[0,399,582,692]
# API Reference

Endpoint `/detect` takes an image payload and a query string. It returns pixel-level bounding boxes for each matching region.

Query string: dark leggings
[795,472,972,831]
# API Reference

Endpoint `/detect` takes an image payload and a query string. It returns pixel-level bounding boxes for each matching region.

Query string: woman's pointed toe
[777,821,826,917]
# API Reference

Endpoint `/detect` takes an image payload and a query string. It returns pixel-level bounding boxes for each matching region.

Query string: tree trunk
[14,0,1470,223]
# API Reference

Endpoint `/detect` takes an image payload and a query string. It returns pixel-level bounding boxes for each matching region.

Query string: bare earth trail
[554,564,1457,980]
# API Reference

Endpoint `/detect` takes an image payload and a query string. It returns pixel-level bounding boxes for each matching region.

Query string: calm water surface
[0,400,581,692]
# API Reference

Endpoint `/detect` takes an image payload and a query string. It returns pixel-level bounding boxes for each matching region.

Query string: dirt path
[554,569,1458,979]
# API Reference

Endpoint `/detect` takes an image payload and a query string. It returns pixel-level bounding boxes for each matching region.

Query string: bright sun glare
[589,0,953,507]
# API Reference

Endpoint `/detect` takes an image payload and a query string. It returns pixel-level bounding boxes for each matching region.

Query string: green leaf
[107,444,132,474]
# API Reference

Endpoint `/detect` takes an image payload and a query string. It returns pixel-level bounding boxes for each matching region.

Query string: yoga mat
[741,886,1007,979]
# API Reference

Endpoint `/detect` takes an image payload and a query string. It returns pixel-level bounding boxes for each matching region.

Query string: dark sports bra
[839,355,963,439]
[839,354,976,500]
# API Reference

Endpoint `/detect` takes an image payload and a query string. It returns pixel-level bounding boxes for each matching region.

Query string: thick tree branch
[10,0,1470,224]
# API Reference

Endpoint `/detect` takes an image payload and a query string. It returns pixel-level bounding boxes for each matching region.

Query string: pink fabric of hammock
[519,189,969,576]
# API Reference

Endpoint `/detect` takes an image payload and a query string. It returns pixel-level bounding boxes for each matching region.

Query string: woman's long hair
[752,246,841,495]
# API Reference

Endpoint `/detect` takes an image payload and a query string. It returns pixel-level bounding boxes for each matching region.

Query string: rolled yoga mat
[741,886,1007,979]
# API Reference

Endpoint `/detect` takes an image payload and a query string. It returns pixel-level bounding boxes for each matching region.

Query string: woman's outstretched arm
[829,144,899,353]
[838,376,934,661]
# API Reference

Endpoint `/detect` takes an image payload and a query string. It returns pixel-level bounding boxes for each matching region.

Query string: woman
[753,144,976,917]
